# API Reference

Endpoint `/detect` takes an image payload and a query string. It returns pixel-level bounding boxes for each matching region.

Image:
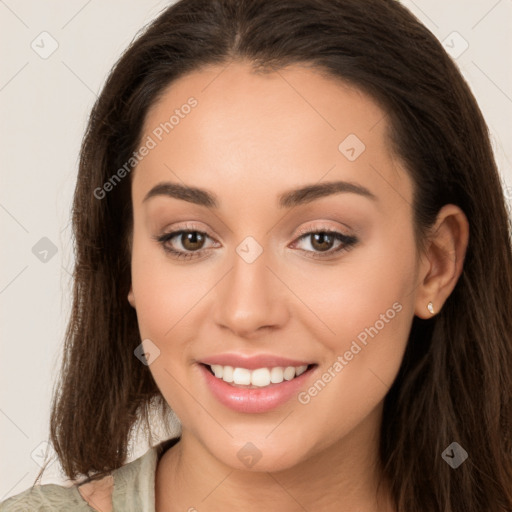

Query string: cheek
[293,219,416,351]
[289,228,416,443]
[129,242,201,410]
[129,227,210,341]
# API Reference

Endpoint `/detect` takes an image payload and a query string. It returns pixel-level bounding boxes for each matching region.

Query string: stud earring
[427,301,435,315]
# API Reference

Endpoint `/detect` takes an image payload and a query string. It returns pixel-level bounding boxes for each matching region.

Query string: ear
[414,204,469,319]
[128,285,136,308]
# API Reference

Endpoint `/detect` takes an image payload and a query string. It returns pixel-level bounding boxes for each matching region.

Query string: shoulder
[0,474,115,512]
[0,438,180,512]
[0,482,95,511]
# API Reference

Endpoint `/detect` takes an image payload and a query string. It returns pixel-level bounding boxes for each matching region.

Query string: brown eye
[309,232,336,252]
[292,229,358,260]
[155,229,215,260]
[180,231,206,251]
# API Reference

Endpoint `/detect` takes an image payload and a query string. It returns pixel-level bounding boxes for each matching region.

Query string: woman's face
[128,61,421,471]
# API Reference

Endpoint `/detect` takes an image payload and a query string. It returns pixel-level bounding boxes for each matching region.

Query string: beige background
[1,0,511,500]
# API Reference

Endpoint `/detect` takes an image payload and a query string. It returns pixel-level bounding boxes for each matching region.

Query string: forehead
[132,60,412,210]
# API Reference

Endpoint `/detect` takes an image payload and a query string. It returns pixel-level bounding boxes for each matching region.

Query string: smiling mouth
[201,363,317,389]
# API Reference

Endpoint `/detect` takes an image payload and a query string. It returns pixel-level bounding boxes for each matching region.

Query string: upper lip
[199,353,314,370]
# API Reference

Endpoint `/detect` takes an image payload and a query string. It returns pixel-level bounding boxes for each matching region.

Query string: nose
[213,243,289,339]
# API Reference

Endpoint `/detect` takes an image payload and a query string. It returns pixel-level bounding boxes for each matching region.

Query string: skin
[119,60,468,512]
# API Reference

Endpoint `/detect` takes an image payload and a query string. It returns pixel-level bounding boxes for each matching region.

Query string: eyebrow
[143,180,377,208]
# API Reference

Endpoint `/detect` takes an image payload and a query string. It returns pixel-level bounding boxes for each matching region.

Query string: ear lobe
[127,286,135,308]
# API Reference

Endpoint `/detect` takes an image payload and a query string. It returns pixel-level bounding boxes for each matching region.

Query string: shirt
[0,437,180,511]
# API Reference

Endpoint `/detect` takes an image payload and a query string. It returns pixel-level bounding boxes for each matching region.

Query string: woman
[2,0,511,510]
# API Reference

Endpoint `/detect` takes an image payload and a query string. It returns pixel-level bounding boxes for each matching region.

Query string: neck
[155,406,396,512]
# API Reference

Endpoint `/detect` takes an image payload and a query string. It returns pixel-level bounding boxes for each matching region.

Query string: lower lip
[198,363,317,413]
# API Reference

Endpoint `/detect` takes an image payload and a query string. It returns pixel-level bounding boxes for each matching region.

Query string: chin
[206,436,311,473]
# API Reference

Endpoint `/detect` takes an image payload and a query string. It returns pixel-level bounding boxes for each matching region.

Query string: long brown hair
[34,0,512,510]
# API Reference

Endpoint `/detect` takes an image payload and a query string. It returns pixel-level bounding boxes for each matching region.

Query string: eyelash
[153,224,358,261]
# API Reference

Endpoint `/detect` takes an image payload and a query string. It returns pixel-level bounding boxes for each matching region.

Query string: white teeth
[283,366,296,381]
[207,364,310,387]
[211,364,223,378]
[251,368,271,387]
[232,367,251,385]
[222,365,234,382]
[269,367,284,384]
[295,365,308,377]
